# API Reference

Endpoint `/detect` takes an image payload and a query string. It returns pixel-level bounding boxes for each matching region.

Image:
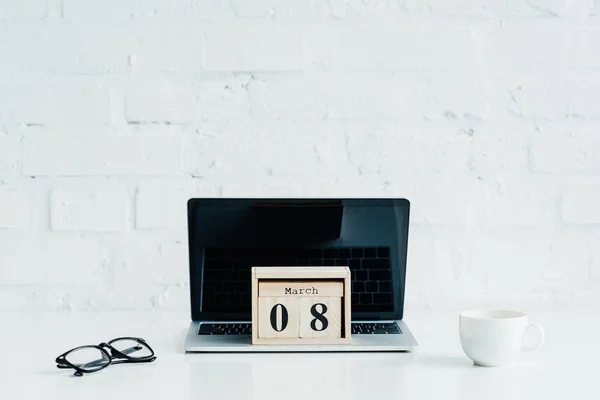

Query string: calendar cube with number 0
[251,266,351,345]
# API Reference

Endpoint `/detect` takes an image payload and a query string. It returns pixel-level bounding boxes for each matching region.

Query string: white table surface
[1,310,597,400]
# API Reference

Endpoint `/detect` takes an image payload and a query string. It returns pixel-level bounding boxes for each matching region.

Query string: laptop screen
[187,199,410,322]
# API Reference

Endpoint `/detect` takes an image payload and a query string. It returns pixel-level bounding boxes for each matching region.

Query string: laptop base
[184,320,418,352]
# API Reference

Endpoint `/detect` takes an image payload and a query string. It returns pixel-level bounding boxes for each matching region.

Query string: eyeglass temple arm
[110,345,143,358]
[84,346,144,369]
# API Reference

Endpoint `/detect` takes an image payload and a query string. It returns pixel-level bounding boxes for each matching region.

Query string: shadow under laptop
[186,352,417,400]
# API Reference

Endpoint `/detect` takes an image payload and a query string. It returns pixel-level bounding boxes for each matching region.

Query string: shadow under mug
[459,310,545,367]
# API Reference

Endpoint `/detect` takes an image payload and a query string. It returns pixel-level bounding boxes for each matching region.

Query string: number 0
[269,303,288,332]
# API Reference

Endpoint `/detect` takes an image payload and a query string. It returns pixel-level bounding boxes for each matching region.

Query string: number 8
[310,303,329,331]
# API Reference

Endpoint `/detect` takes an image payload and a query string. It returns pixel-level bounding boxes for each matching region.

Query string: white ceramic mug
[459,310,545,367]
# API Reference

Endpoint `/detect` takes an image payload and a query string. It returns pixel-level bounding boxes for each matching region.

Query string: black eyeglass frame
[55,337,157,376]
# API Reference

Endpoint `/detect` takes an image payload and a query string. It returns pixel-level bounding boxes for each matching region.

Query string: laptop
[183,198,418,352]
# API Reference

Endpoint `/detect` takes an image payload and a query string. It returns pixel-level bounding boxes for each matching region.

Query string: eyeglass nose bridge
[98,342,119,358]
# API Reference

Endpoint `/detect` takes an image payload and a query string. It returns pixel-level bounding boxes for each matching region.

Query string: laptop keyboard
[202,247,394,314]
[351,323,401,334]
[198,323,252,335]
[198,322,401,335]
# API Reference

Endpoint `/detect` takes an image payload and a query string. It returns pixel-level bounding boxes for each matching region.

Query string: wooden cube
[252,266,351,345]
[257,297,300,339]
[299,297,342,338]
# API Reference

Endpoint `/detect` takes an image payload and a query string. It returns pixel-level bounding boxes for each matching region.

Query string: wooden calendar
[251,266,351,345]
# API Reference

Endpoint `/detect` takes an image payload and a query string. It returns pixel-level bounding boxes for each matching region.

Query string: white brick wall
[562,182,600,224]
[0,82,112,124]
[50,185,130,231]
[0,0,47,20]
[1,0,600,312]
[22,132,183,176]
[63,0,192,20]
[204,24,305,71]
[0,187,32,228]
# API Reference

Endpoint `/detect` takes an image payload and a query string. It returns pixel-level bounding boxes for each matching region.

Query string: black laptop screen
[187,199,410,321]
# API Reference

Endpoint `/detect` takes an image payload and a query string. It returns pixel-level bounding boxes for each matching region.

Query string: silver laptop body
[184,199,418,352]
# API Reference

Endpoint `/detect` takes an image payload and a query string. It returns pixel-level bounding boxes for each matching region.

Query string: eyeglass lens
[65,347,110,371]
[110,338,153,359]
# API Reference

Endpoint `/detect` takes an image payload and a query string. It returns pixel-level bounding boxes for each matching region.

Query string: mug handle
[523,323,545,351]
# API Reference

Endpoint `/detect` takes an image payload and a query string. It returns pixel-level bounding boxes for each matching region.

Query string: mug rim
[459,309,527,320]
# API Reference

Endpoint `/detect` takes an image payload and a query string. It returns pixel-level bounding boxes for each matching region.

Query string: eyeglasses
[55,337,156,376]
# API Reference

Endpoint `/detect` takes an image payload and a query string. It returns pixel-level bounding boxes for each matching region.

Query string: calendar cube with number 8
[252,266,351,345]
